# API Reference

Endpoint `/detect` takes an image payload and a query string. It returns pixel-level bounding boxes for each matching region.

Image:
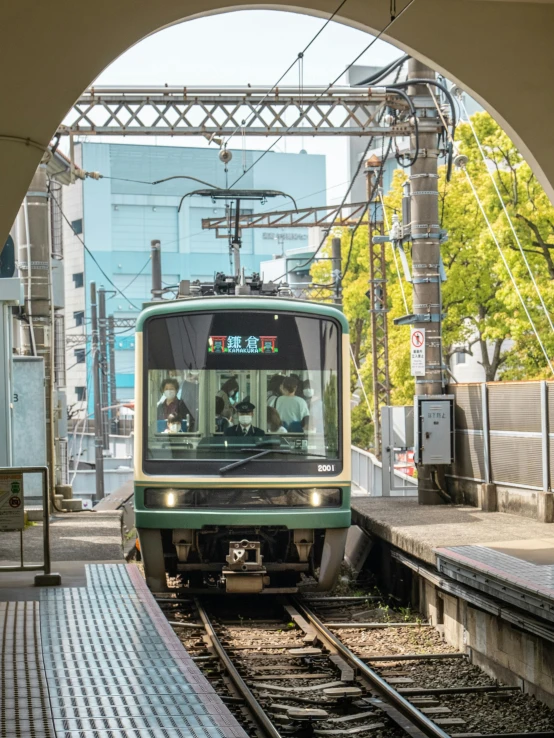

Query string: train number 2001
[317,464,335,473]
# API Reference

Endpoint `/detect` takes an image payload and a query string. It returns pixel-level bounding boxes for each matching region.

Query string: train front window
[143,310,341,474]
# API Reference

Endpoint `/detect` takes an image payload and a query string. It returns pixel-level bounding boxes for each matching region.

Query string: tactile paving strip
[40,564,248,738]
[0,600,54,738]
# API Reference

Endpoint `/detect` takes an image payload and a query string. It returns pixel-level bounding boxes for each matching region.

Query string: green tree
[311,111,554,445]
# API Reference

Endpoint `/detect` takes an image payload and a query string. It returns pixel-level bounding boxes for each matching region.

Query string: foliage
[311,110,554,428]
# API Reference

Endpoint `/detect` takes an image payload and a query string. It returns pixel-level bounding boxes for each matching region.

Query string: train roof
[135,295,349,334]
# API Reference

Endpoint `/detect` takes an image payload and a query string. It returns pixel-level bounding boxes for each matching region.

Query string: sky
[67,10,403,206]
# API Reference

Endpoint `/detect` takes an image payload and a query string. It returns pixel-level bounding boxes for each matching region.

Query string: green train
[134,296,351,593]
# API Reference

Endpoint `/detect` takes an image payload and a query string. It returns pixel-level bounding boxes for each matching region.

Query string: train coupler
[222,540,269,593]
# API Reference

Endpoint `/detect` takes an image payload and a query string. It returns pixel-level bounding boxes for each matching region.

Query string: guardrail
[0,466,61,585]
[351,446,417,497]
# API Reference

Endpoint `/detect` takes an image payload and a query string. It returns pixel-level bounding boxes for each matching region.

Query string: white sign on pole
[410,328,426,377]
[0,473,24,531]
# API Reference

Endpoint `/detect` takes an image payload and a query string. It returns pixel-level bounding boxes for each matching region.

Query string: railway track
[155,592,554,738]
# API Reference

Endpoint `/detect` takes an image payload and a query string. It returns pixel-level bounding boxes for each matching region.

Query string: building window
[74,349,85,364]
[455,352,467,365]
[75,386,87,402]
[74,311,84,327]
[71,218,83,235]
[72,272,84,288]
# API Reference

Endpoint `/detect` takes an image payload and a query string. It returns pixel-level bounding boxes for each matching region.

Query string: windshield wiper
[219,447,328,475]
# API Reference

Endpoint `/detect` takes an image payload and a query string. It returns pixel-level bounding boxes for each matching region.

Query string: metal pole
[331,237,342,306]
[151,240,162,301]
[231,199,241,276]
[16,166,58,511]
[108,315,117,434]
[90,282,105,501]
[98,287,109,449]
[408,59,445,505]
[366,160,390,454]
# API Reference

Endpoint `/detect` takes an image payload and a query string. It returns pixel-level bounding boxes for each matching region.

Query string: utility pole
[16,166,57,508]
[408,59,445,504]
[366,156,390,453]
[108,315,117,435]
[90,282,105,501]
[331,237,342,306]
[98,287,109,450]
[151,240,162,301]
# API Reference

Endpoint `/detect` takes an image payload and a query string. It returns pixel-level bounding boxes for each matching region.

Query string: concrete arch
[1,0,554,239]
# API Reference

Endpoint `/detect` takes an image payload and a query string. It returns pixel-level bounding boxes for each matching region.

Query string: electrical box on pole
[414,395,454,466]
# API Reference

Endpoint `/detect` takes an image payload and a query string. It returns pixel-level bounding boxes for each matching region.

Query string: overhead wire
[341,139,393,280]
[425,89,554,373]
[222,0,350,149]
[229,0,418,189]
[463,167,554,375]
[379,191,409,313]
[349,344,374,422]
[48,189,141,310]
[458,96,554,336]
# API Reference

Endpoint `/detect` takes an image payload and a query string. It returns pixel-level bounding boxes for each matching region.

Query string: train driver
[224,401,265,438]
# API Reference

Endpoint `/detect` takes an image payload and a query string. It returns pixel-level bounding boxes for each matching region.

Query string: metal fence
[351,445,417,496]
[449,381,550,493]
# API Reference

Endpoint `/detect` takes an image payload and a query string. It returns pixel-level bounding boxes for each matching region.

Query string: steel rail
[293,598,451,738]
[194,598,282,738]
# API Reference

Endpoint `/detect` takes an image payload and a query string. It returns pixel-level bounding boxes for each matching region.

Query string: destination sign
[208,335,278,354]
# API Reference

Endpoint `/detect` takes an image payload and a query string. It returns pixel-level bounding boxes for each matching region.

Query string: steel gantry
[201,201,372,239]
[58,86,412,137]
[365,155,390,451]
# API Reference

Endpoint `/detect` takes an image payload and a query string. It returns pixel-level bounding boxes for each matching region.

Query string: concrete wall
[418,578,554,708]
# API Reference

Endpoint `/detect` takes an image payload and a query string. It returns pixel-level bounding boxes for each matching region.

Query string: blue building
[62,142,326,411]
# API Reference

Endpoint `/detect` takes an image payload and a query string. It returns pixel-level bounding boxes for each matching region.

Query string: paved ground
[352,496,554,565]
[0,510,124,564]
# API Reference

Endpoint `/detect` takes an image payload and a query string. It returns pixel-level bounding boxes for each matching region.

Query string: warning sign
[410,328,426,377]
[0,473,24,531]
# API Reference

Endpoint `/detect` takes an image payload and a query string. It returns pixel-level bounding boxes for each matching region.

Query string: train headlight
[166,491,176,508]
[310,490,322,507]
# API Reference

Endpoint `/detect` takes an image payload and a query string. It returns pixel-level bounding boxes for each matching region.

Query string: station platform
[0,563,248,738]
[352,497,554,622]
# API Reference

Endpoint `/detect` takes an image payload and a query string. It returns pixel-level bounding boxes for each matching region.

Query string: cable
[379,191,409,313]
[48,188,141,310]
[355,55,409,86]
[229,0,418,189]
[269,126,383,283]
[223,0,350,148]
[458,97,554,337]
[350,344,374,422]
[342,140,393,280]
[462,165,554,375]
[108,256,151,300]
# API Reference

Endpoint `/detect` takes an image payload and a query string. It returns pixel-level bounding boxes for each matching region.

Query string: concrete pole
[151,240,162,301]
[16,166,57,509]
[331,237,342,306]
[90,282,105,501]
[408,58,445,505]
[108,315,117,434]
[98,287,109,450]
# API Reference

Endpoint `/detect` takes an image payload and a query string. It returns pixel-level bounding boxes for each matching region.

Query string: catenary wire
[349,344,374,422]
[463,166,554,375]
[228,0,418,189]
[341,139,393,280]
[48,188,141,310]
[427,88,554,368]
[222,0,350,148]
[269,64,403,284]
[458,96,554,336]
